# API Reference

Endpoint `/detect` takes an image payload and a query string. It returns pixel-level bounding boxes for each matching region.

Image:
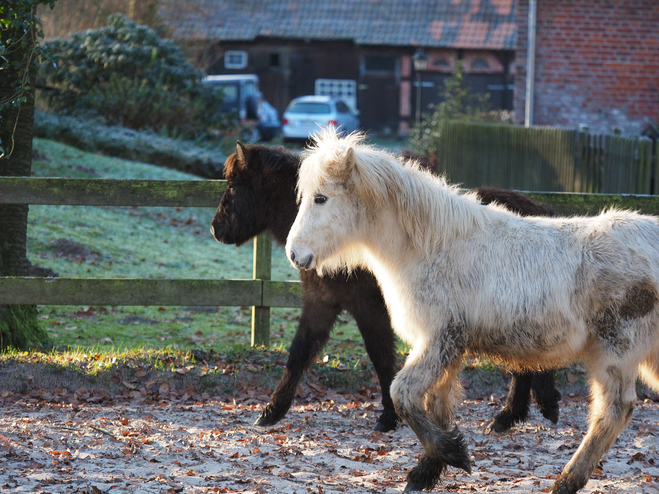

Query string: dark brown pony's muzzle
[209,217,231,244]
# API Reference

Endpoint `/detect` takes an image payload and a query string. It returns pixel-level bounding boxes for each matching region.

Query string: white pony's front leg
[390,325,471,491]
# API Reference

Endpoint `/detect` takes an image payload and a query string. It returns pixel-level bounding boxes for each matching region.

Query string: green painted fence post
[251,232,272,347]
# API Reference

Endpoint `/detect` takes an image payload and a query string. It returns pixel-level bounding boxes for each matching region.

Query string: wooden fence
[4,177,659,347]
[0,177,302,347]
[435,121,656,194]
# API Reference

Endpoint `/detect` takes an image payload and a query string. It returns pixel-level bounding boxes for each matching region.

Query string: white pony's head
[286,127,451,273]
[285,129,371,273]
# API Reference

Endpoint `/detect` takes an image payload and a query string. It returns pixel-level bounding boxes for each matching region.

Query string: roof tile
[160,0,517,50]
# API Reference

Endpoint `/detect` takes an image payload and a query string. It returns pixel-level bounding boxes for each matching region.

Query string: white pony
[286,129,659,493]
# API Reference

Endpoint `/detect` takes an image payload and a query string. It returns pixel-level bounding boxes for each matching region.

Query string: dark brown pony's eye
[314,195,328,205]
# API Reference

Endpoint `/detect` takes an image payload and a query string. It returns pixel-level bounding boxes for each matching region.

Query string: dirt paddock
[1,393,658,493]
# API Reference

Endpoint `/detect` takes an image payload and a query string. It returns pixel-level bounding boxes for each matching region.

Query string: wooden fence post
[251,232,272,347]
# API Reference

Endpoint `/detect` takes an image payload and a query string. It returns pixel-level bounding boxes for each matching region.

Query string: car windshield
[219,84,238,104]
[287,102,331,114]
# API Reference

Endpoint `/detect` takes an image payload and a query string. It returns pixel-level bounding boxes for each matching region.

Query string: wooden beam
[262,280,303,308]
[523,192,659,216]
[0,278,261,306]
[0,178,226,207]
[251,233,272,347]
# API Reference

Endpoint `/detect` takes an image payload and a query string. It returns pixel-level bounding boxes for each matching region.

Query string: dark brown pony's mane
[223,152,240,179]
[225,144,300,180]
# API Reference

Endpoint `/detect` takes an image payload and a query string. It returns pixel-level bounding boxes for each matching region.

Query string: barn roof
[160,0,517,50]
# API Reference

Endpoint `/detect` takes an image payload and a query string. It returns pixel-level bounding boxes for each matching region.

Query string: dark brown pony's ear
[235,141,249,168]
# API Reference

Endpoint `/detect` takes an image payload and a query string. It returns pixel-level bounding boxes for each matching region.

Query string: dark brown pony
[210,142,560,432]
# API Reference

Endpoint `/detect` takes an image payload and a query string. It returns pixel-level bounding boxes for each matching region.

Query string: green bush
[38,13,230,139]
[409,61,512,161]
[33,111,228,178]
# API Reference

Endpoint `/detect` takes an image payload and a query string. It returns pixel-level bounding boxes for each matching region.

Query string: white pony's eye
[314,195,328,205]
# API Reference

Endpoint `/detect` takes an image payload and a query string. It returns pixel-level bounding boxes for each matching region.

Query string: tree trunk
[0,21,48,350]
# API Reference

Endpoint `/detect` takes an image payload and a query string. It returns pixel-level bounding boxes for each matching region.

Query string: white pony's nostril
[290,250,297,263]
[299,254,314,270]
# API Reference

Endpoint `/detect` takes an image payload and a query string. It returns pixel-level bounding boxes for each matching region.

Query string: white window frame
[224,50,248,70]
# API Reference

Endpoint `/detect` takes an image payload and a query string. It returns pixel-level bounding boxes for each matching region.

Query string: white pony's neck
[354,152,487,258]
[316,154,489,283]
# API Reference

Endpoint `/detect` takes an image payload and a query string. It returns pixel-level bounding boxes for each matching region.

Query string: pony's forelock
[297,129,372,202]
[223,152,240,179]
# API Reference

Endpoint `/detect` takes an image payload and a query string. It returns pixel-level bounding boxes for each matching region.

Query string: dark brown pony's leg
[532,370,561,424]
[255,298,340,427]
[488,371,533,432]
[489,370,561,432]
[349,298,401,432]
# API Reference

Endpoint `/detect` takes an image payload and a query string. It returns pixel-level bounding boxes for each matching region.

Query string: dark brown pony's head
[210,142,299,246]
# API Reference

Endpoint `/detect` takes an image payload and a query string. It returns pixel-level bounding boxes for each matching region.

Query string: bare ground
[1,392,658,494]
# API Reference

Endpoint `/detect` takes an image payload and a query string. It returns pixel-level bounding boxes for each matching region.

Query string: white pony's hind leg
[552,359,637,494]
[639,350,659,392]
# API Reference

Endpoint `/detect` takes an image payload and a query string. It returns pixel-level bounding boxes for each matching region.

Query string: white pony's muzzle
[287,245,316,270]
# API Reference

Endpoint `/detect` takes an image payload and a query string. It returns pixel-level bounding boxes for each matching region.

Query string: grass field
[26,138,371,361]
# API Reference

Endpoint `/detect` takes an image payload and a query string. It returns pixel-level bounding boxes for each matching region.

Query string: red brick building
[515,0,659,134]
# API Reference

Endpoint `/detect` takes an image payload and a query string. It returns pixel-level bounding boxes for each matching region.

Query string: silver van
[203,74,280,142]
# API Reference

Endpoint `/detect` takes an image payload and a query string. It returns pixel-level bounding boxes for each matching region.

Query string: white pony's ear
[344,147,356,167]
[331,147,356,182]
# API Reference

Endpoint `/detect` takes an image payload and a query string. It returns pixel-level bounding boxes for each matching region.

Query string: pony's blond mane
[298,129,487,257]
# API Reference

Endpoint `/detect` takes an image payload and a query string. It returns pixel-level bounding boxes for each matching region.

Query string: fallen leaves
[0,383,658,493]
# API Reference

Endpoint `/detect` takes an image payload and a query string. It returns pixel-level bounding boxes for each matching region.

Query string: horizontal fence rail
[524,191,659,217]
[0,178,226,207]
[4,175,659,346]
[0,278,302,307]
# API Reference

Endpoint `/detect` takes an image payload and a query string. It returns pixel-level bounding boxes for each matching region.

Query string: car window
[336,102,349,113]
[218,84,239,104]
[243,81,257,98]
[287,102,331,114]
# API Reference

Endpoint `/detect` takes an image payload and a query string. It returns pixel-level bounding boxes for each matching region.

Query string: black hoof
[438,427,471,473]
[538,402,560,424]
[532,381,562,425]
[403,481,424,492]
[487,409,516,433]
[254,413,276,427]
[448,452,472,474]
[537,397,561,424]
[551,479,576,494]
[253,404,286,427]
[405,455,445,492]
[374,410,400,432]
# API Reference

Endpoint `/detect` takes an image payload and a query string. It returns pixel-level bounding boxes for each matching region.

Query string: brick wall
[515,0,659,134]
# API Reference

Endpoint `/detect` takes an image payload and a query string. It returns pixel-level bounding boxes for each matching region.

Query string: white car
[282,95,360,142]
